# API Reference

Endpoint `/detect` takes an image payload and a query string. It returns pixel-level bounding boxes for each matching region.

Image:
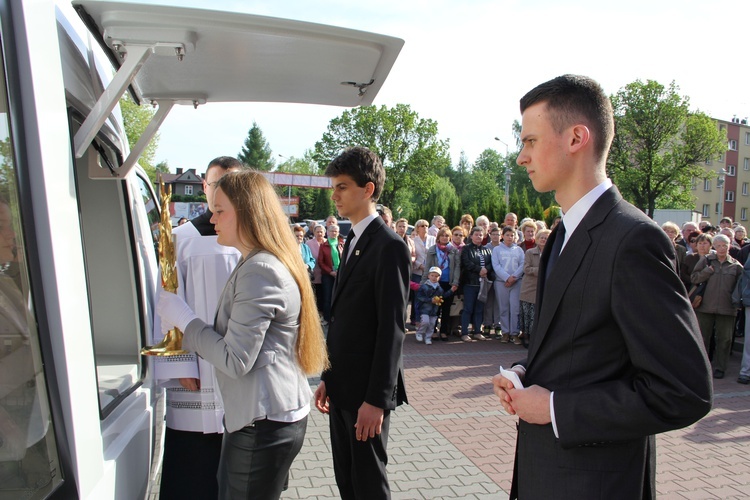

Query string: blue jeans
[462,285,484,335]
[410,273,422,322]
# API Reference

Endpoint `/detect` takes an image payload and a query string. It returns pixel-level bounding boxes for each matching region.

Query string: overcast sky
[141,0,750,173]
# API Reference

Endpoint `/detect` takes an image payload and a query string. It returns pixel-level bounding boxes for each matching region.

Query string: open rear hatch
[71,0,404,177]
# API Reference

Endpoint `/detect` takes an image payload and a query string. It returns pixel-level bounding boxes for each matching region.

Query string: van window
[73,136,145,416]
[0,41,63,497]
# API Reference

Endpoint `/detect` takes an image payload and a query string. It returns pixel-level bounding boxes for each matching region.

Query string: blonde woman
[157,170,328,500]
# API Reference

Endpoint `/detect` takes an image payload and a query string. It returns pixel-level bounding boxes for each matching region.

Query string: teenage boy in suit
[493,75,712,499]
[314,146,410,499]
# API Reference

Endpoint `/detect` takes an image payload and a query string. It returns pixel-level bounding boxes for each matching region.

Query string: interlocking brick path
[283,334,750,499]
[150,334,750,498]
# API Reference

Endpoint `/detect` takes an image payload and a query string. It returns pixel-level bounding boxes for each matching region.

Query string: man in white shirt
[492,75,711,499]
[155,156,242,500]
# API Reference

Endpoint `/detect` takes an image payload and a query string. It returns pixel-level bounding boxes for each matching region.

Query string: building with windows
[691,117,750,224]
[159,168,204,197]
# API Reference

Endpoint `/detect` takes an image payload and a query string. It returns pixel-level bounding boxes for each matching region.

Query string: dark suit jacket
[512,187,712,499]
[321,216,410,412]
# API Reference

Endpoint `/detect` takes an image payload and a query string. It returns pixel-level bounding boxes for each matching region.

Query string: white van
[0,1,402,497]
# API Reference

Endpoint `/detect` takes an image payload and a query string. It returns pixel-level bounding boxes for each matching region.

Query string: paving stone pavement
[282,334,750,499]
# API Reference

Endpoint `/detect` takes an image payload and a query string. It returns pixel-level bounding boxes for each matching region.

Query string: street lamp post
[717,168,727,222]
[494,137,510,208]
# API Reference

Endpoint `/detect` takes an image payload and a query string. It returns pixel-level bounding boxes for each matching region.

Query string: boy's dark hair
[520,74,614,162]
[207,156,243,174]
[325,147,385,202]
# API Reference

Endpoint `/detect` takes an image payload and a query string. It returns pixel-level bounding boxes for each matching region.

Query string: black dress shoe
[713,369,725,379]
[737,376,750,385]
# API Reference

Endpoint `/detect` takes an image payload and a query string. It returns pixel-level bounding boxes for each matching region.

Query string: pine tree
[238,121,274,171]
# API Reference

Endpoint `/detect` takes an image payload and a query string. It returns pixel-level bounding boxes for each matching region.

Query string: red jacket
[318,238,344,276]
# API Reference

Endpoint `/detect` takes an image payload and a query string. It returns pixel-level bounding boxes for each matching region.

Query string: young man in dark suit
[314,147,410,499]
[492,75,712,499]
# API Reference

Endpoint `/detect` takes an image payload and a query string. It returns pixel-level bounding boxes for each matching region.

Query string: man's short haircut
[470,226,484,236]
[207,156,243,174]
[378,205,393,218]
[476,215,490,226]
[520,74,615,162]
[502,225,516,235]
[325,146,385,202]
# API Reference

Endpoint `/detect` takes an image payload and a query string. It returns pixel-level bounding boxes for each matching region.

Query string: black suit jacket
[321,216,410,412]
[512,187,712,499]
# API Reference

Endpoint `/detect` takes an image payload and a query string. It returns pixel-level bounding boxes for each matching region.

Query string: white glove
[156,289,198,333]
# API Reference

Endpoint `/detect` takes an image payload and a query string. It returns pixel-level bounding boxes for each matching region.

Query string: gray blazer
[421,244,460,287]
[183,249,312,433]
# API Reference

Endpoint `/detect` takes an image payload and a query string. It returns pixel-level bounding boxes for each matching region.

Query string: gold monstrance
[141,181,188,356]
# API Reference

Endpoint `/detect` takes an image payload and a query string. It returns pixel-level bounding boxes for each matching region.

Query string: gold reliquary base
[141,327,188,356]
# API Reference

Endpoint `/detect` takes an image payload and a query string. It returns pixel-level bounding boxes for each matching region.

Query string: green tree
[608,80,726,218]
[238,121,275,171]
[392,188,417,222]
[530,197,546,221]
[120,95,161,183]
[420,177,461,225]
[464,169,504,222]
[313,189,335,220]
[447,151,471,207]
[313,104,451,208]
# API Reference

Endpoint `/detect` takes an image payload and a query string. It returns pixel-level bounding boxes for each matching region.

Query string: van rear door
[72,0,404,178]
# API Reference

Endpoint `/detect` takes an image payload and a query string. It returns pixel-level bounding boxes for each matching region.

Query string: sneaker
[425,338,432,345]
[473,333,486,341]
[513,335,523,345]
[415,333,423,342]
[500,333,510,343]
[460,334,474,342]
[738,376,750,384]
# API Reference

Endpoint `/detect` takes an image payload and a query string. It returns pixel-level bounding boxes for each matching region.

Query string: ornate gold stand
[142,181,188,356]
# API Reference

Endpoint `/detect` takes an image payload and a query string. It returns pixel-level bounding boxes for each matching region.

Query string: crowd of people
[662,216,750,383]
[295,211,750,386]
[297,210,561,347]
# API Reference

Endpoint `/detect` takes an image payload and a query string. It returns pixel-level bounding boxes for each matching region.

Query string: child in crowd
[416,267,446,345]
